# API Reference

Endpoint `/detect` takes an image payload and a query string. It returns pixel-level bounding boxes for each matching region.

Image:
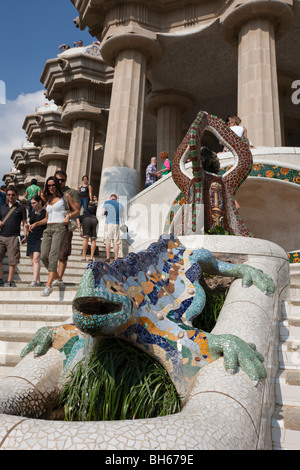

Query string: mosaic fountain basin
[0,236,289,450]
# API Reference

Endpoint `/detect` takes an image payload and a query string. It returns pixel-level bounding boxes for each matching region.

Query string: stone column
[23,104,71,181]
[146,89,194,158]
[40,44,113,189]
[11,143,46,189]
[61,87,107,189]
[220,0,294,147]
[99,27,163,203]
[10,142,44,198]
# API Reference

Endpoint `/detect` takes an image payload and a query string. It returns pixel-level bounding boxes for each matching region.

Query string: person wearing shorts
[101,194,124,262]
[52,170,80,286]
[78,203,98,261]
[0,186,27,287]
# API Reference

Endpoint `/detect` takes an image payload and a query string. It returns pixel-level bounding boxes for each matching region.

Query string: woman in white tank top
[29,176,76,296]
[228,116,250,146]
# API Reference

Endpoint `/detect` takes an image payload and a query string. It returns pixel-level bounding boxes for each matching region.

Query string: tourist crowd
[0,171,103,297]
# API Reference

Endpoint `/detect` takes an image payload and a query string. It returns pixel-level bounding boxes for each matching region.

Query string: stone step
[0,299,73,314]
[290,265,300,284]
[282,299,300,320]
[288,284,300,299]
[0,354,21,378]
[276,369,300,406]
[0,330,36,367]
[0,285,77,301]
[0,311,72,332]
[280,319,300,341]
[278,340,300,370]
[2,259,95,271]
[272,405,300,450]
[0,273,82,283]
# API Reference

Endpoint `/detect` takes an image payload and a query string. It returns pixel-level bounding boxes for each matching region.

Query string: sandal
[81,258,86,261]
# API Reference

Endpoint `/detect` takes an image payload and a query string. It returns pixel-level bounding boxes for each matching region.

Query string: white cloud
[0,90,47,181]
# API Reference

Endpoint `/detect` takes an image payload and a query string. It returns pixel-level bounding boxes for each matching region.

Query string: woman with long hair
[30,176,76,296]
[78,175,93,215]
[26,195,47,287]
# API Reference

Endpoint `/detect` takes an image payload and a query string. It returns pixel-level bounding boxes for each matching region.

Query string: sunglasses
[57,178,65,182]
[7,193,16,197]
[47,184,56,188]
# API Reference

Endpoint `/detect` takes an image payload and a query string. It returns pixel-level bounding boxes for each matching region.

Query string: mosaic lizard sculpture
[171,111,254,236]
[21,234,275,397]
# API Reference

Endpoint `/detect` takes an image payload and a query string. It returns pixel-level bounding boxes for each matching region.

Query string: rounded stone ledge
[178,234,287,260]
[61,104,108,128]
[212,300,272,354]
[0,390,258,450]
[101,25,163,69]
[146,89,195,116]
[0,349,63,420]
[220,0,295,45]
[185,359,263,433]
[221,277,278,320]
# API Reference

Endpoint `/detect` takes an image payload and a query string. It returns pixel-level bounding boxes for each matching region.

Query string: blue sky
[0,0,96,178]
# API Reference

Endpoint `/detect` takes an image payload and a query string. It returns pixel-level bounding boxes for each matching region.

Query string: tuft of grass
[57,338,182,422]
[193,287,228,332]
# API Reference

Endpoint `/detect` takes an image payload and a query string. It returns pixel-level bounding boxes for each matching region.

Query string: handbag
[119,217,128,233]
[63,194,77,231]
[0,205,17,232]
[67,214,77,231]
[119,224,128,233]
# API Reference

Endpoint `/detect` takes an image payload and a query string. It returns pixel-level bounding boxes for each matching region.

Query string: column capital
[146,89,194,116]
[220,0,294,45]
[100,24,163,69]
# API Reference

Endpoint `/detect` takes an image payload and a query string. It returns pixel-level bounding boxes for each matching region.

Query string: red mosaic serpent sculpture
[172,111,254,236]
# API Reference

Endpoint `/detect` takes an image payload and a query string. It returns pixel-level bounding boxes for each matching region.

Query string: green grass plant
[58,338,182,422]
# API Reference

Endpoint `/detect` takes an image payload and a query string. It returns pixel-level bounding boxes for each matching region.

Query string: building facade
[4,0,300,252]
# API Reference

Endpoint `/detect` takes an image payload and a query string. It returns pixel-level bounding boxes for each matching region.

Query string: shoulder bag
[63,195,77,231]
[0,205,17,232]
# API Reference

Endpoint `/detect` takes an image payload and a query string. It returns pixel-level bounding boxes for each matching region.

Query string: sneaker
[0,279,4,287]
[41,286,53,297]
[28,281,43,287]
[4,281,12,287]
[52,280,64,286]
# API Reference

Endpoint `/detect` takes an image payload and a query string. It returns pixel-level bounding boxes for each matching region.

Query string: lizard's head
[72,267,132,337]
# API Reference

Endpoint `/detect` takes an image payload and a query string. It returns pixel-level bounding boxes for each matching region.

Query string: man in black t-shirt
[0,186,27,287]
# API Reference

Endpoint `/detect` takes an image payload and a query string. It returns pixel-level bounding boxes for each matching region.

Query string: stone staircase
[272,263,300,450]
[0,232,108,378]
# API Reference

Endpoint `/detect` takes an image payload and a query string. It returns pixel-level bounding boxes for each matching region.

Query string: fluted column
[146,89,194,158]
[103,49,146,172]
[238,18,281,146]
[221,0,294,147]
[40,44,113,189]
[23,105,71,181]
[98,27,163,203]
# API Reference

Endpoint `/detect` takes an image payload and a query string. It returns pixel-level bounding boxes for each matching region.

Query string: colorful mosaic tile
[220,163,300,185]
[171,111,254,237]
